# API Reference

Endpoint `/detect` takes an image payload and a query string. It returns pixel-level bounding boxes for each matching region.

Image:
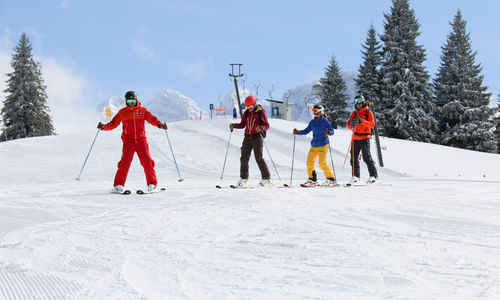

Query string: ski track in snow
[0,117,500,299]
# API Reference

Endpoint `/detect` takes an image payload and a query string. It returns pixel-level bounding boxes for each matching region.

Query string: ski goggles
[311,108,321,114]
[126,98,137,104]
[245,105,254,110]
[354,98,364,104]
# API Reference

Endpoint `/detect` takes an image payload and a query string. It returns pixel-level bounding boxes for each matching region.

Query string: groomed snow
[0,117,499,299]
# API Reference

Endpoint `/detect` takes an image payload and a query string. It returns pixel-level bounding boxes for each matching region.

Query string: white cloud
[131,40,154,61]
[0,49,100,134]
[137,26,148,34]
[179,60,211,82]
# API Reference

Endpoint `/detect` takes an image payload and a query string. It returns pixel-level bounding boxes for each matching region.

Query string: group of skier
[97,91,378,192]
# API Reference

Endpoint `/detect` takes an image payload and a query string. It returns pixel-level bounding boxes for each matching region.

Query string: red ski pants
[113,138,157,187]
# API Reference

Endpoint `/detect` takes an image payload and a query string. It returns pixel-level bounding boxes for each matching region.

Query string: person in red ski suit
[97,91,167,192]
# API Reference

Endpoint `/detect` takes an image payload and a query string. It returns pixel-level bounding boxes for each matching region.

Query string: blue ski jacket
[297,115,334,147]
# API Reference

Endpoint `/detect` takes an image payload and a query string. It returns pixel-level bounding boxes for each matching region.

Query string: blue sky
[1,0,499,114]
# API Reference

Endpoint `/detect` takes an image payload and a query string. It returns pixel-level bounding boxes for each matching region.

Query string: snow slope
[0,117,499,299]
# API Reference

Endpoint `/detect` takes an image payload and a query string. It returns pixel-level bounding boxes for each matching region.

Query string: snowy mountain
[100,95,125,119]
[144,89,206,122]
[0,117,499,299]
[219,88,260,118]
[281,70,358,122]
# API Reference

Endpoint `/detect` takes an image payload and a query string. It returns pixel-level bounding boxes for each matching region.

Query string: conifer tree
[379,0,437,142]
[314,56,349,128]
[433,10,496,153]
[493,96,500,153]
[355,24,383,128]
[1,33,54,141]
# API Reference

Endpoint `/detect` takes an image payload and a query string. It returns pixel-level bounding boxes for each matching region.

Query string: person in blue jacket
[293,104,336,187]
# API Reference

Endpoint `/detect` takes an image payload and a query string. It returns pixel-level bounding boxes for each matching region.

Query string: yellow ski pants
[306,144,334,179]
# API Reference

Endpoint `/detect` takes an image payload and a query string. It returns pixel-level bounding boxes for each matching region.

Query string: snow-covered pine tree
[379,0,437,142]
[1,33,54,141]
[355,24,383,131]
[314,56,349,128]
[433,10,496,153]
[494,96,500,153]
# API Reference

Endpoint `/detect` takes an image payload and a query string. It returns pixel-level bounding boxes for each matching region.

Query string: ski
[110,189,131,195]
[344,182,392,187]
[136,187,166,194]
[300,184,340,188]
[230,184,254,189]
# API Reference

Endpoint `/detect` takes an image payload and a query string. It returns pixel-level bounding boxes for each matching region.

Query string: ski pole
[343,128,355,168]
[261,133,281,181]
[76,129,100,181]
[165,130,184,182]
[327,138,337,181]
[287,134,296,187]
[219,129,233,180]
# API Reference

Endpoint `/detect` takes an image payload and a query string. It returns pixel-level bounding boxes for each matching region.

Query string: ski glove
[229,123,234,130]
[293,128,298,135]
[97,122,105,130]
[348,118,363,126]
[158,123,168,129]
[324,129,330,135]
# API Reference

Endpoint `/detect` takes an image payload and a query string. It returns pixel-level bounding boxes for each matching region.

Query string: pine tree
[314,56,349,128]
[433,10,496,153]
[1,33,54,141]
[355,24,383,126]
[379,0,437,142]
[493,95,500,153]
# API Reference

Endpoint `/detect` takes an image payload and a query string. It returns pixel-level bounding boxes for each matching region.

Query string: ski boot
[258,178,273,187]
[322,177,338,186]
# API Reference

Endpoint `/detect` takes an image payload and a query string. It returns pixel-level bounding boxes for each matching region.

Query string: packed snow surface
[0,117,499,299]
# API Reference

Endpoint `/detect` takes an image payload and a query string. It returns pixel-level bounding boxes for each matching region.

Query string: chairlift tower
[229,64,244,117]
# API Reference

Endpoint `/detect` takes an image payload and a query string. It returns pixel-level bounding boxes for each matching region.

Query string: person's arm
[232,111,247,129]
[346,112,356,129]
[297,121,312,135]
[144,108,163,128]
[358,111,375,130]
[324,119,334,135]
[100,112,122,131]
[257,109,270,132]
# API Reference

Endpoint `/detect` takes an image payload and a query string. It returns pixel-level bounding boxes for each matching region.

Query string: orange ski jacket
[346,106,375,140]
[102,102,162,142]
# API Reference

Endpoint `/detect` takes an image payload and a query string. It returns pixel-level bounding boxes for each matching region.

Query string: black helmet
[125,91,138,100]
[354,95,365,105]
[312,104,325,114]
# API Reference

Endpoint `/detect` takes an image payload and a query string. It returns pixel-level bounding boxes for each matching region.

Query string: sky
[1,0,499,121]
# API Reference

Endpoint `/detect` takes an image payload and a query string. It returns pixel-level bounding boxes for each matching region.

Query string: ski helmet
[312,104,325,114]
[354,95,365,105]
[244,96,256,107]
[125,91,138,100]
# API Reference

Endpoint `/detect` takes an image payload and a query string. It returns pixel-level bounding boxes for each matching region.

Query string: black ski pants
[350,139,378,178]
[240,136,271,179]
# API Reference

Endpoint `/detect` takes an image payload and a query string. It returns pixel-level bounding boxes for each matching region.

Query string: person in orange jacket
[346,95,378,184]
[97,91,167,193]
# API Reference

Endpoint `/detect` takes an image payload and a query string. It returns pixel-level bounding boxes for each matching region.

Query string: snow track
[1,118,499,298]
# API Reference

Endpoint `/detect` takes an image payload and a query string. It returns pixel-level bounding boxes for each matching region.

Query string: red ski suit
[102,102,162,187]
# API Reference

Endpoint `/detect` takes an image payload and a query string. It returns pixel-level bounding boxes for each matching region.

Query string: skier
[233,107,237,119]
[97,91,168,193]
[229,96,272,187]
[346,95,378,184]
[293,104,336,187]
